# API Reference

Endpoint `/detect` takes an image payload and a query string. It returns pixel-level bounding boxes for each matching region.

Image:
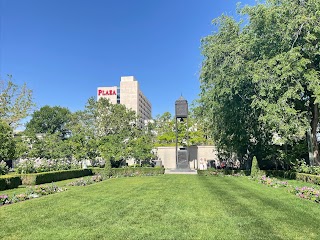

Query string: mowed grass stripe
[1,175,320,239]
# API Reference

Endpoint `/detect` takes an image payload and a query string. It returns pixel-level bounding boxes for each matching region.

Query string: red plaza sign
[98,89,117,96]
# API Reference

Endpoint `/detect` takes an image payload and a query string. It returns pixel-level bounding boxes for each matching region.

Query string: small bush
[251,156,260,177]
[15,159,36,174]
[104,159,112,177]
[0,175,22,190]
[294,161,320,175]
[0,161,9,175]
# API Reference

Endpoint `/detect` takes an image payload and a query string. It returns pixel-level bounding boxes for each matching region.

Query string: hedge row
[263,170,320,185]
[91,167,165,178]
[295,173,320,185]
[197,169,250,176]
[0,167,165,190]
[263,170,297,179]
[198,169,320,186]
[111,167,165,177]
[0,175,22,190]
[21,169,93,185]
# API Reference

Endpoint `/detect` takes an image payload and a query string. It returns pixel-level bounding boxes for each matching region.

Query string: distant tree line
[0,76,211,171]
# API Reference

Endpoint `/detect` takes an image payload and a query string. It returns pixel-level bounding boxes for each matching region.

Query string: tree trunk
[311,102,319,165]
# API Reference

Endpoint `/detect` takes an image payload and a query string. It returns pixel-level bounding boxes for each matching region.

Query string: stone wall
[156,146,218,169]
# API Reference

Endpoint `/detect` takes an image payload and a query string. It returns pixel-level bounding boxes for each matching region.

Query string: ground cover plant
[67,174,104,186]
[253,175,320,204]
[0,183,66,206]
[1,175,320,239]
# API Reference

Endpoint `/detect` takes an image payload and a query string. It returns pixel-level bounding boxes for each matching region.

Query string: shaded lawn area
[1,175,320,240]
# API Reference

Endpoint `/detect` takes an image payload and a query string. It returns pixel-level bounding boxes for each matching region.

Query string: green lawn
[1,175,320,239]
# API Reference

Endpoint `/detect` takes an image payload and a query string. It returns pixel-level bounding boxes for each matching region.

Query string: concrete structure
[97,76,152,124]
[156,146,218,170]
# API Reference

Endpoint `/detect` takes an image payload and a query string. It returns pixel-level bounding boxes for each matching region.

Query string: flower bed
[252,175,320,204]
[197,169,250,176]
[258,175,289,188]
[290,187,320,203]
[67,174,104,186]
[0,183,67,206]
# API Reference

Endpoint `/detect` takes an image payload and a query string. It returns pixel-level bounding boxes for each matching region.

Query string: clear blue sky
[0,0,256,118]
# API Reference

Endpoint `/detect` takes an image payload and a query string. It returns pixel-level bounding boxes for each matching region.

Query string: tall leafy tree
[0,76,34,129]
[199,0,320,166]
[154,112,176,146]
[242,0,320,164]
[26,105,72,139]
[199,15,266,165]
[67,110,98,161]
[127,125,156,164]
[0,120,15,161]
[70,97,138,163]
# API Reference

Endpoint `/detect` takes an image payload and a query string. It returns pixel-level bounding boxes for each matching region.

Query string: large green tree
[199,0,320,166]
[26,105,72,139]
[199,15,267,166]
[69,97,138,164]
[244,0,320,164]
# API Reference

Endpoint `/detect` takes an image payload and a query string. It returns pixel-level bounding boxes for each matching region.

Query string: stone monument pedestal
[164,147,197,174]
[177,149,189,169]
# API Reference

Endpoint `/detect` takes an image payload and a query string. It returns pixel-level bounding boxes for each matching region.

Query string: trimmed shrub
[264,170,297,179]
[296,173,320,185]
[21,169,93,185]
[0,175,22,190]
[104,159,112,177]
[251,156,260,177]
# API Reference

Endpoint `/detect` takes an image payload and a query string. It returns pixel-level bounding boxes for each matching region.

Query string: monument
[175,96,189,169]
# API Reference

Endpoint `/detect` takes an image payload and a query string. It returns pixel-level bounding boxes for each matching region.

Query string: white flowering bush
[90,157,106,168]
[15,158,82,174]
[0,161,9,175]
[15,158,36,174]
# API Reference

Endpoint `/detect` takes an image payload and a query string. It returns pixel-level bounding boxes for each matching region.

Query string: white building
[97,76,152,124]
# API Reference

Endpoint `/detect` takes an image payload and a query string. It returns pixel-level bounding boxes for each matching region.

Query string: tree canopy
[26,105,72,138]
[0,76,34,129]
[0,120,15,161]
[198,0,320,167]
